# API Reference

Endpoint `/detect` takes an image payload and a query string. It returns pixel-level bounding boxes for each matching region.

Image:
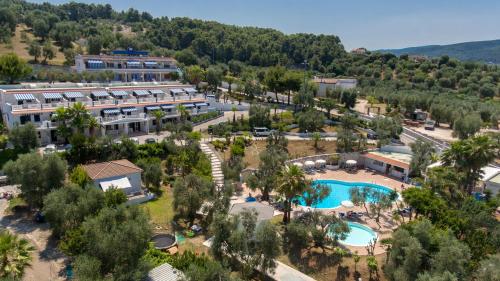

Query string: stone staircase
[200,142,224,188]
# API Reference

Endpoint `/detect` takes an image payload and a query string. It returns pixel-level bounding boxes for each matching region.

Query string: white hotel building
[1,83,214,145]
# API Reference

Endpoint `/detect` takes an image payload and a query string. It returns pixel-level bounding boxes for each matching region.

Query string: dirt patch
[221,140,338,168]
[0,25,66,66]
[279,251,387,281]
[289,125,337,133]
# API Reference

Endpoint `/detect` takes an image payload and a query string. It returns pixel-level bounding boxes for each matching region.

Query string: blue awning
[170,88,184,95]
[91,91,109,98]
[127,61,141,65]
[195,102,208,106]
[111,90,129,97]
[183,88,197,94]
[64,92,84,99]
[145,106,161,111]
[161,104,175,109]
[14,93,36,101]
[102,108,120,114]
[183,103,195,108]
[43,93,63,100]
[133,90,150,96]
[121,107,137,113]
[150,89,164,95]
[144,61,158,65]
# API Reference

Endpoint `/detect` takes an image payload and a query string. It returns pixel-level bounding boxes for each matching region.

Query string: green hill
[380,39,500,64]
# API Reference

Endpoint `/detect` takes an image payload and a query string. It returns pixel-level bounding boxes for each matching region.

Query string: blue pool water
[338,222,377,247]
[298,179,394,209]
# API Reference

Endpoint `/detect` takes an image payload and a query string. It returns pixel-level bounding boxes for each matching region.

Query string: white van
[253,127,272,137]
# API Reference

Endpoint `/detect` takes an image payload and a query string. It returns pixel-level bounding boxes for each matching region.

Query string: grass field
[0,25,66,65]
[139,187,174,231]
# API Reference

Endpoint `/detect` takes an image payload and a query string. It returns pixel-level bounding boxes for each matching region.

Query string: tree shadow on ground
[287,248,343,274]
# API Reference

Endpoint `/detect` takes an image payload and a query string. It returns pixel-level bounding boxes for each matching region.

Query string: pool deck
[238,169,410,256]
[302,169,410,255]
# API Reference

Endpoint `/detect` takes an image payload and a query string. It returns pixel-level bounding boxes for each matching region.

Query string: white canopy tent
[99,177,132,192]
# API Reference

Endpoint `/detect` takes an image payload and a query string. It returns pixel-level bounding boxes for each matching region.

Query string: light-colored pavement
[0,185,66,281]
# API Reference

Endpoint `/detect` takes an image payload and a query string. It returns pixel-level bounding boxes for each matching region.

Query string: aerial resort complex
[0,1,498,281]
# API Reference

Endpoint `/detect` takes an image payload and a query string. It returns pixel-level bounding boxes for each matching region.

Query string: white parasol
[293,162,304,168]
[346,159,357,166]
[315,159,327,165]
[304,160,315,167]
[341,200,354,208]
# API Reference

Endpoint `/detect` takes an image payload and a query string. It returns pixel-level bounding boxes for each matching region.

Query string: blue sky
[31,0,500,50]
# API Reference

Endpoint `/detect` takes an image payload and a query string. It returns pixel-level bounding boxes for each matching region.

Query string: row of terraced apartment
[0,82,215,145]
[75,49,178,82]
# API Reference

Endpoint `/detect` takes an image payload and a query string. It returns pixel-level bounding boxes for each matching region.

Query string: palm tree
[277,165,310,224]
[151,110,166,135]
[176,104,189,122]
[88,116,100,138]
[442,135,497,193]
[231,105,237,123]
[312,132,321,150]
[68,102,91,134]
[0,231,34,279]
[52,107,71,141]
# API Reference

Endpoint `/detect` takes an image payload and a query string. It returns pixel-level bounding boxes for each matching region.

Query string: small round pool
[298,179,394,209]
[339,222,377,247]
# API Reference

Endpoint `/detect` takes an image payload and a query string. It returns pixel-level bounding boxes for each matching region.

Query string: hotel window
[394,166,405,173]
[33,114,41,122]
[373,160,384,167]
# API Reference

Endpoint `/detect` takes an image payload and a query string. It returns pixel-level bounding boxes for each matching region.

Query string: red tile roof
[82,159,142,180]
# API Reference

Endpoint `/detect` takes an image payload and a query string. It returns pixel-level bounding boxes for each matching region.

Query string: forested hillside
[0,0,345,71]
[381,39,500,64]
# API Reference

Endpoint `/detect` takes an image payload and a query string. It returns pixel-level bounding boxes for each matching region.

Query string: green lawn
[139,187,174,231]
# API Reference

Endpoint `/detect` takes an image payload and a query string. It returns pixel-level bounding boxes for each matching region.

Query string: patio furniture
[315,159,326,170]
[304,160,315,171]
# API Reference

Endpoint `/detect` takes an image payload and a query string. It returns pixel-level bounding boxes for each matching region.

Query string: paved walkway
[272,261,316,281]
[0,186,66,281]
[200,143,224,187]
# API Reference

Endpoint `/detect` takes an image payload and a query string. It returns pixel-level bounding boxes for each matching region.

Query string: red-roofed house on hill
[82,159,143,196]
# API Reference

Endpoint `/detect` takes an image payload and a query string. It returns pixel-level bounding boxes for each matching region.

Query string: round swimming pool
[339,222,377,247]
[298,179,394,209]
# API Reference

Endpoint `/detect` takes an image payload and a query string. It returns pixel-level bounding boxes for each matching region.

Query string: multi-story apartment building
[1,82,213,145]
[75,49,178,82]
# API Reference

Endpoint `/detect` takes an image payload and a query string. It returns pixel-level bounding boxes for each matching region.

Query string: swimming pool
[298,179,394,209]
[337,222,378,247]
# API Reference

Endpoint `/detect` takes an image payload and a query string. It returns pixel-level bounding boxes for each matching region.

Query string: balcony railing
[9,94,207,112]
[84,68,178,73]
[99,113,148,123]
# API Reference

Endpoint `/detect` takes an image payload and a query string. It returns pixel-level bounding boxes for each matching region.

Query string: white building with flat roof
[0,82,214,145]
[312,77,358,97]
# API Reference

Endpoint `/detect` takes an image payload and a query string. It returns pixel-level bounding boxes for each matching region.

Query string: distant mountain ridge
[380,39,500,64]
